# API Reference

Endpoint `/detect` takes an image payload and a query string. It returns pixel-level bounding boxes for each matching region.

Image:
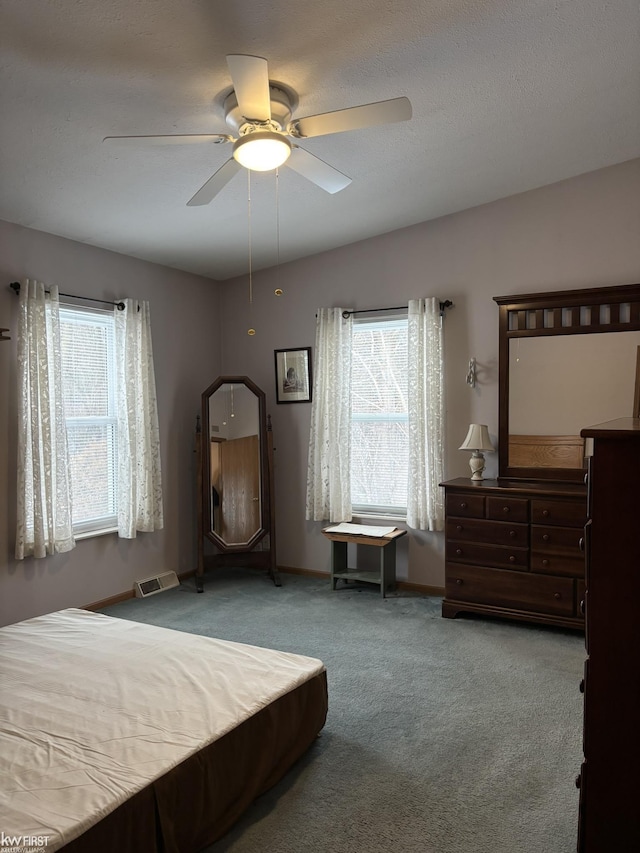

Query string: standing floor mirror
[195,376,280,590]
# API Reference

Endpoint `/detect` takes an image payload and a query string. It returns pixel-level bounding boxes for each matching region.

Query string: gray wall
[0,222,222,625]
[217,158,640,589]
[1,158,639,624]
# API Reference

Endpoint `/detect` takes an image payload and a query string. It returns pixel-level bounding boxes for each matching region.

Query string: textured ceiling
[1,0,638,280]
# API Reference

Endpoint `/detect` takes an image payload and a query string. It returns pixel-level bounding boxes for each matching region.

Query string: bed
[0,608,328,852]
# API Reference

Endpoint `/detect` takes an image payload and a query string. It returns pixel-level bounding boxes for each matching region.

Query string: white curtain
[305,308,353,522]
[406,298,445,531]
[15,281,76,559]
[114,299,164,538]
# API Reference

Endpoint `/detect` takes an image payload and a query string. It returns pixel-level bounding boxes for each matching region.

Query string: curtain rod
[341,300,453,319]
[9,281,126,311]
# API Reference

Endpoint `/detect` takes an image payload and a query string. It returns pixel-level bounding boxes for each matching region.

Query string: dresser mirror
[495,283,640,482]
[195,376,279,590]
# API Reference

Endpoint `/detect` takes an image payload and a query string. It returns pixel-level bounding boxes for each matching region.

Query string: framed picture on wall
[274,347,312,403]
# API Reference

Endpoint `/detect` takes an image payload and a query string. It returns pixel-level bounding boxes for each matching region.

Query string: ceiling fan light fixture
[232,131,292,171]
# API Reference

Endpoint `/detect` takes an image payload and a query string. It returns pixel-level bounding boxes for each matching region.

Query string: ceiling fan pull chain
[247,169,253,306]
[246,170,256,336]
[275,168,281,297]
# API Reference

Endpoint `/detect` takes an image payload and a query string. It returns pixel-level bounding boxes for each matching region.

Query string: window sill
[74,526,118,541]
[352,512,407,525]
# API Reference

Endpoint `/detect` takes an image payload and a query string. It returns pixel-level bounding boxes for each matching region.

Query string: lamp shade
[232,131,292,172]
[459,423,494,452]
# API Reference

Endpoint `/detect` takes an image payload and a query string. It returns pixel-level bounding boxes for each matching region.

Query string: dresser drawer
[581,657,590,756]
[486,496,529,523]
[445,564,575,615]
[530,553,585,578]
[577,760,588,853]
[531,525,584,556]
[577,579,587,620]
[446,517,529,547]
[447,541,528,570]
[445,493,485,519]
[531,498,586,527]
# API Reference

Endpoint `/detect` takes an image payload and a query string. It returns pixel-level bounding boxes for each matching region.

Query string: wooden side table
[322,527,407,598]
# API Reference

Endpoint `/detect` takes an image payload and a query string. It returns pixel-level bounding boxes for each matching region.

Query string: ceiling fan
[103,54,412,206]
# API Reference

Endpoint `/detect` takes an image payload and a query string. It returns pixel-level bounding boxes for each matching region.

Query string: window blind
[351,317,409,513]
[59,307,118,533]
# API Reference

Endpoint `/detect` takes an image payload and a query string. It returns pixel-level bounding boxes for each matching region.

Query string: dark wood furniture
[442,283,640,629]
[494,283,640,483]
[443,286,640,851]
[323,527,407,598]
[195,376,280,591]
[441,478,586,629]
[576,418,640,852]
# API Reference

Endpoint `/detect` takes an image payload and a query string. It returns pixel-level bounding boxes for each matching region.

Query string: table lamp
[459,424,495,480]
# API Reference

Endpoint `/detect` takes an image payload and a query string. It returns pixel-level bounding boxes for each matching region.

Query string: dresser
[576,419,640,852]
[441,478,587,629]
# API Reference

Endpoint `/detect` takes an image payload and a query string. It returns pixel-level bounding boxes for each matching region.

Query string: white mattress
[0,608,325,851]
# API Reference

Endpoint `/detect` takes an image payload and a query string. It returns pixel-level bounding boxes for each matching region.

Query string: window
[351,314,409,515]
[59,306,118,535]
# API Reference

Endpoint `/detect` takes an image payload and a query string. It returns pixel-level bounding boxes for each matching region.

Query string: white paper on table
[325,522,397,537]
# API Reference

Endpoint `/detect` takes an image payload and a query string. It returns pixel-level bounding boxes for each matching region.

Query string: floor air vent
[134,571,180,598]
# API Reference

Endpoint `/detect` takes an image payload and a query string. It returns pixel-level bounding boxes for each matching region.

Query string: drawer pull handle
[584,472,588,486]
[509,530,517,537]
[460,502,467,509]
[542,509,550,517]
[542,533,550,541]
[456,525,463,532]
[580,599,585,615]
[509,555,516,563]
[502,506,510,513]
[456,548,463,556]
[456,578,463,585]
[579,537,584,553]
[554,592,561,600]
[542,559,549,566]
[579,679,584,694]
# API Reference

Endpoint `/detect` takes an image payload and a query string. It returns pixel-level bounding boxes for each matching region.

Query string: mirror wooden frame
[195,376,280,591]
[494,283,640,482]
[634,346,640,418]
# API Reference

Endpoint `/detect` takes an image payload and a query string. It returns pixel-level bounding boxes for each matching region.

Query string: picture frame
[274,347,312,404]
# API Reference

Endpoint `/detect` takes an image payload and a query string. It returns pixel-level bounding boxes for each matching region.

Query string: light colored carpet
[104,568,584,853]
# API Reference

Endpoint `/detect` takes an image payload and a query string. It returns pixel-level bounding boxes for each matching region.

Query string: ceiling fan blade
[287,146,351,194]
[187,158,242,206]
[289,96,412,139]
[226,54,271,122]
[103,134,233,145]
